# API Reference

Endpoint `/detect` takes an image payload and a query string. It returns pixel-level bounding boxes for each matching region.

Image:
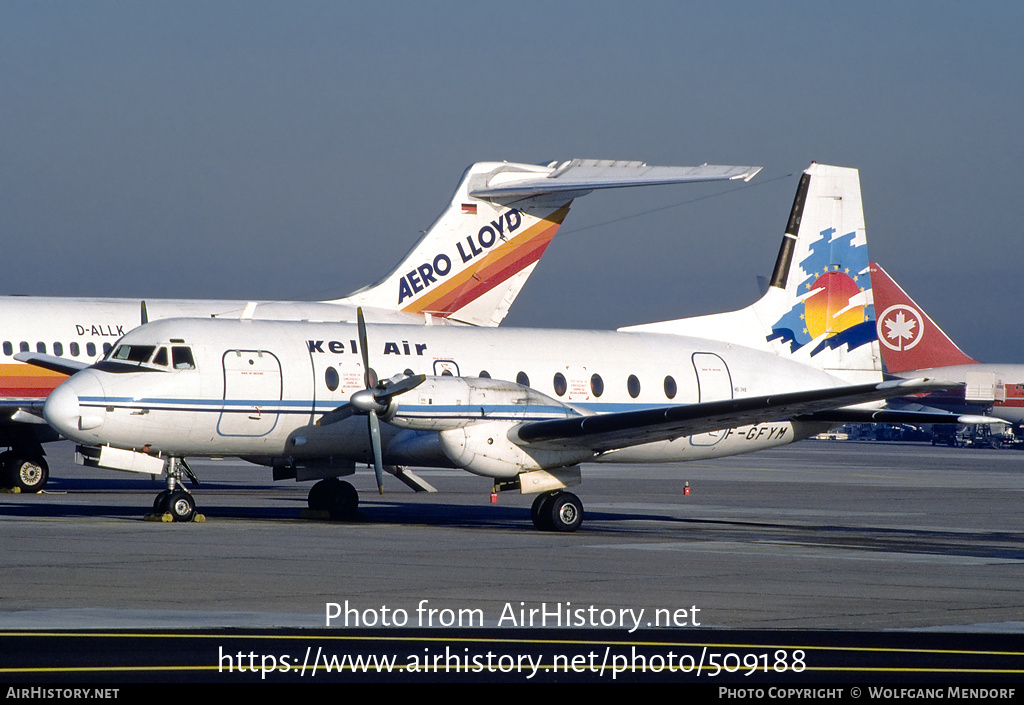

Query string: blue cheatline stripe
[77,395,674,417]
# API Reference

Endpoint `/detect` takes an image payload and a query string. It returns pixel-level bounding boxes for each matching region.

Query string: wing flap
[512,379,951,452]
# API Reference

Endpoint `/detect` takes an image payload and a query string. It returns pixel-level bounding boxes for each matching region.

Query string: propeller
[316,308,425,494]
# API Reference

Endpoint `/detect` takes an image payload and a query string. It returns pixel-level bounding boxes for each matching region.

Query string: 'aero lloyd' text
[397,209,522,304]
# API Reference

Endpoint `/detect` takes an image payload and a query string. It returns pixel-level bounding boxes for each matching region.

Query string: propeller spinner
[316,308,425,494]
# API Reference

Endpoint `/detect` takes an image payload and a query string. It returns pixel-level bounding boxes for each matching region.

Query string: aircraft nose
[44,373,106,440]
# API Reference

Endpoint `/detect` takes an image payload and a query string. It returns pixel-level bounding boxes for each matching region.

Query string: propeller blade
[368,410,384,494]
[317,403,357,427]
[374,374,426,402]
[357,307,371,389]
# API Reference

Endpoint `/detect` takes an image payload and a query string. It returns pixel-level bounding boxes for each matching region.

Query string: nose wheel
[154,489,196,522]
[530,491,584,532]
[151,457,202,522]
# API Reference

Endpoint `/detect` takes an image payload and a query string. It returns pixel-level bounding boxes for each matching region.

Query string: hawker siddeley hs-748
[41,164,979,531]
[1,158,759,492]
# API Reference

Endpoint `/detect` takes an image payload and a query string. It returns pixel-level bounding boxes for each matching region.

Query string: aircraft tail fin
[869,261,978,373]
[339,160,761,326]
[622,163,881,384]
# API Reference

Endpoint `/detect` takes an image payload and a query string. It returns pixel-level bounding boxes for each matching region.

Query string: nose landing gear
[150,457,203,523]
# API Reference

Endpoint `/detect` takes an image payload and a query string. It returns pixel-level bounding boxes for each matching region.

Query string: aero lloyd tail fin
[340,160,761,326]
[869,262,978,373]
[622,163,881,384]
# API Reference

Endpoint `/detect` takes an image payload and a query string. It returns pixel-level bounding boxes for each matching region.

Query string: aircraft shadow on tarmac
[0,468,1021,552]
[1,475,694,528]
[4,484,1024,561]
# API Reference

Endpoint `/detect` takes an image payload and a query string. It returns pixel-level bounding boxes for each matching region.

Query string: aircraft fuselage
[45,318,844,475]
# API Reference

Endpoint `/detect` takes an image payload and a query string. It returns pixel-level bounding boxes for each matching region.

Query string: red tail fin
[869,262,977,373]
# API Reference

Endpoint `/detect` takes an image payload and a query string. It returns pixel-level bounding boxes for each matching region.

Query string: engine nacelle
[438,420,594,478]
[388,376,581,432]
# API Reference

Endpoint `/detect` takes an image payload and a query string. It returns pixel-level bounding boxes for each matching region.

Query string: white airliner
[39,164,967,532]
[0,159,760,492]
[870,262,1024,425]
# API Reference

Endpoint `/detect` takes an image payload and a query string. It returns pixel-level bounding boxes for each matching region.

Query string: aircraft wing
[13,352,90,377]
[511,378,950,453]
[794,408,1002,425]
[469,160,762,198]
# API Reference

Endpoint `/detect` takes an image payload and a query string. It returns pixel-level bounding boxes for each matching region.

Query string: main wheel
[308,478,340,511]
[327,481,359,521]
[0,451,12,488]
[531,492,557,531]
[6,456,49,493]
[546,492,583,533]
[166,490,196,522]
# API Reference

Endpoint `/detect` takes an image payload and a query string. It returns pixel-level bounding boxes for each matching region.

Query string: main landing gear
[530,491,584,532]
[151,457,201,522]
[0,452,49,493]
[308,477,359,521]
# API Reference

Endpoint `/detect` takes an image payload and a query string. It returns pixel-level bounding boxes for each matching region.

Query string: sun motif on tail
[767,228,876,355]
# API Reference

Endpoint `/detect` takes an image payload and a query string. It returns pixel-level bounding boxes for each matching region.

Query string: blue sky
[3,2,1022,360]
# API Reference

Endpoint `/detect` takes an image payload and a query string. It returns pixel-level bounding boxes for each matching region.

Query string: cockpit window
[172,347,196,370]
[100,343,191,371]
[111,345,156,363]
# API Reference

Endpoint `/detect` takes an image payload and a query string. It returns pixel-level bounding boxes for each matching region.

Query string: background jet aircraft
[1,159,759,492]
[41,164,958,532]
[870,261,1024,425]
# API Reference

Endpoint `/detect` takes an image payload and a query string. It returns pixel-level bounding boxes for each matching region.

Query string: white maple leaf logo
[884,311,916,343]
[877,305,925,352]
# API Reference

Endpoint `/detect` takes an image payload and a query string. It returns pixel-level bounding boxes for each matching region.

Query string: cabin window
[325,366,340,391]
[590,373,604,397]
[479,370,490,379]
[2,342,11,356]
[627,374,641,399]
[664,375,677,399]
[516,371,530,387]
[70,342,80,357]
[441,369,453,377]
[36,342,46,354]
[102,343,112,354]
[87,343,96,357]
[553,372,567,397]
[172,347,196,370]
[19,342,29,353]
[53,343,63,357]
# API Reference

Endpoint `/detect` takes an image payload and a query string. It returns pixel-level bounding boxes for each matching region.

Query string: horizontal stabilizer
[13,352,91,377]
[470,160,761,198]
[512,378,949,453]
